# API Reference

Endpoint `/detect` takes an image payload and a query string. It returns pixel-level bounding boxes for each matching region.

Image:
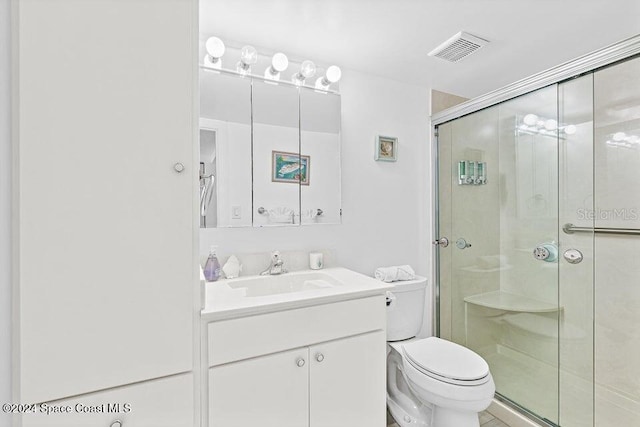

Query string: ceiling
[200,0,640,99]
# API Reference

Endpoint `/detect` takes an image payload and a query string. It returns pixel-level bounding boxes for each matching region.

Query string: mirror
[300,88,342,224]
[252,81,301,227]
[199,70,252,228]
[199,70,342,228]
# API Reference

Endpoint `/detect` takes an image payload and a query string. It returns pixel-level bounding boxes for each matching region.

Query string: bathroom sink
[226,272,341,297]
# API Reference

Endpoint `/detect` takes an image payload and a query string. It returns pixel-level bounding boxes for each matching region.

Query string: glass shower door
[437,85,565,425]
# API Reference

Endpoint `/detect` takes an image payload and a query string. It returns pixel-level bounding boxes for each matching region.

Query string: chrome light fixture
[292,60,316,86]
[264,52,289,81]
[315,65,342,90]
[236,45,258,75]
[204,36,225,69]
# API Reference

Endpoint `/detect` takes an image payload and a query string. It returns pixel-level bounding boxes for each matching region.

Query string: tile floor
[388,410,510,427]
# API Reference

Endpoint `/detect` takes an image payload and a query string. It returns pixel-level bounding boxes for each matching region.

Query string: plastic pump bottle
[203,246,221,282]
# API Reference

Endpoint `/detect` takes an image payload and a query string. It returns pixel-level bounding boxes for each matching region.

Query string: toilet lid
[402,337,490,386]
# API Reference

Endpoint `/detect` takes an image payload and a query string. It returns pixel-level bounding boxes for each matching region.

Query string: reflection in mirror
[252,81,300,227]
[300,88,342,224]
[199,70,252,228]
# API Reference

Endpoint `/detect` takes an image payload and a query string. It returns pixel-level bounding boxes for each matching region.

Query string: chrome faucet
[261,251,287,275]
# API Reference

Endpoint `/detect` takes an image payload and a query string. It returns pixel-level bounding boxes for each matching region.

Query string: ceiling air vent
[428,31,489,62]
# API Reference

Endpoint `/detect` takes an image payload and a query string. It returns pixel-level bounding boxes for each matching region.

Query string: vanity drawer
[207,295,385,366]
[20,373,193,427]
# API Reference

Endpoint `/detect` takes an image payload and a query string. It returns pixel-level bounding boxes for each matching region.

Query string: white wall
[0,0,11,424]
[201,68,432,304]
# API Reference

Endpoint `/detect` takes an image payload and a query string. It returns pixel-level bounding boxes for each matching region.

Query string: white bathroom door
[309,331,387,427]
[15,0,197,403]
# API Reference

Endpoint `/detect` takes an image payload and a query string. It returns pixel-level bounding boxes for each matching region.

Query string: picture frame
[375,135,398,162]
[272,151,310,185]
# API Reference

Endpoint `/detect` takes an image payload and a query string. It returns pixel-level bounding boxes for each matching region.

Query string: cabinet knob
[315,353,324,362]
[110,420,123,427]
[174,162,185,173]
[296,358,305,367]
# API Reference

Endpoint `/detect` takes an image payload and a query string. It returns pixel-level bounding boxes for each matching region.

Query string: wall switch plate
[232,206,241,219]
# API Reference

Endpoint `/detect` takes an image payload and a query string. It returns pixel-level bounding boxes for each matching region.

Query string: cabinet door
[16,0,196,403]
[310,331,387,427]
[21,373,193,427]
[209,348,309,427]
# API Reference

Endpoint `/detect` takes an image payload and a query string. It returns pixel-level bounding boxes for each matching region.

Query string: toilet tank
[386,276,427,341]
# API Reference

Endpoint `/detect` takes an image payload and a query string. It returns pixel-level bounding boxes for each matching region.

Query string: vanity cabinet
[209,348,309,427]
[14,0,198,419]
[204,296,387,427]
[309,332,386,427]
[209,331,385,427]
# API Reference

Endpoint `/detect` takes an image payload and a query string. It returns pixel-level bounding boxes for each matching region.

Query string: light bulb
[523,114,538,126]
[613,131,626,141]
[315,65,342,90]
[272,53,288,72]
[544,119,558,131]
[240,45,258,65]
[325,65,342,83]
[204,37,225,69]
[237,45,258,75]
[300,60,316,78]
[564,124,577,135]
[205,37,225,58]
[292,60,316,85]
[264,53,289,81]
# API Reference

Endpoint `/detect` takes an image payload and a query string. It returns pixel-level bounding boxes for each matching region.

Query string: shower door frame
[430,34,640,426]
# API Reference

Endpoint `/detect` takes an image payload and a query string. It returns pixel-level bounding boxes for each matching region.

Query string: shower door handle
[433,237,449,248]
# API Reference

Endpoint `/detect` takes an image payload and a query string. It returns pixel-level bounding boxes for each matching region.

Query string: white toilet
[386,277,495,427]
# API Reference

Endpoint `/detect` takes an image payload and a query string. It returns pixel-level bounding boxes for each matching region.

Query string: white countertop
[201,267,393,321]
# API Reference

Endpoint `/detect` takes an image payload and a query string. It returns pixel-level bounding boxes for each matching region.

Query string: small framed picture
[375,135,398,162]
[272,151,310,185]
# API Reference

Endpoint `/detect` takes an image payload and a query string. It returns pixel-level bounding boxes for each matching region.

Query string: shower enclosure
[434,43,640,427]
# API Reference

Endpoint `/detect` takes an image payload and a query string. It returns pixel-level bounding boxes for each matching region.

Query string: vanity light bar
[202,36,341,92]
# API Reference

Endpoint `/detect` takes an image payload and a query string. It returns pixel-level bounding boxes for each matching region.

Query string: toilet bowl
[386,277,495,427]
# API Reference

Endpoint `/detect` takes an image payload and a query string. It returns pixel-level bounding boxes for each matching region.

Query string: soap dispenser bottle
[203,246,221,282]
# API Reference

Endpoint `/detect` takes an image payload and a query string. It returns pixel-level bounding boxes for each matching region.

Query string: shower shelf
[464,290,561,313]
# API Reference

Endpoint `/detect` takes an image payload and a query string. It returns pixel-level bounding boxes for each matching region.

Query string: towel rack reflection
[563,223,640,236]
[257,207,323,216]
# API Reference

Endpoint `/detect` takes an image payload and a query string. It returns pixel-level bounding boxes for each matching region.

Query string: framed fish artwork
[272,151,310,185]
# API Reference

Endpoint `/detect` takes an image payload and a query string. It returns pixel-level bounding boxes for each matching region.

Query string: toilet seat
[401,337,490,386]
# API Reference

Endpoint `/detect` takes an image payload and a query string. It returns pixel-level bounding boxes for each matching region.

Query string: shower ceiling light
[292,60,316,86]
[315,65,342,90]
[204,36,225,69]
[236,45,258,75]
[264,52,289,81]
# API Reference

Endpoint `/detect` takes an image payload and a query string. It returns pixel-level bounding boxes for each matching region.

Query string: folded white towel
[268,207,294,224]
[374,265,416,283]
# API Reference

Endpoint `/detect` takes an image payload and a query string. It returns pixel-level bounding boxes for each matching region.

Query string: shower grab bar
[563,223,640,236]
